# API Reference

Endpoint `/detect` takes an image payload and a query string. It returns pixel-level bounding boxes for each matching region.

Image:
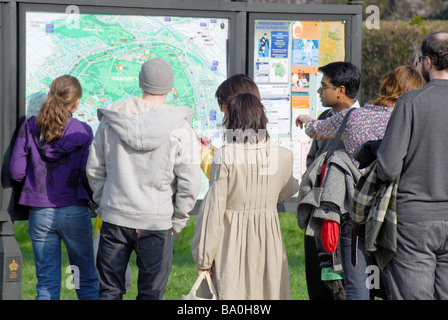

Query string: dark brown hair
[36,75,82,143]
[224,93,269,143]
[421,31,448,71]
[215,74,261,107]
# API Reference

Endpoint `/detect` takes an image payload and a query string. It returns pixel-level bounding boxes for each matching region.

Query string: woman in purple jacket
[9,75,98,300]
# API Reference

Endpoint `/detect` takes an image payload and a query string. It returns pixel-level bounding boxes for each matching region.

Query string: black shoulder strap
[324,107,356,163]
[318,108,333,120]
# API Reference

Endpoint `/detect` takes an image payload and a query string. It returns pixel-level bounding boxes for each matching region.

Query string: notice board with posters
[1,0,362,219]
[248,10,360,185]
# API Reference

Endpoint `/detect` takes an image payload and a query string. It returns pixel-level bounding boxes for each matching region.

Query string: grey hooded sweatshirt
[86,97,201,233]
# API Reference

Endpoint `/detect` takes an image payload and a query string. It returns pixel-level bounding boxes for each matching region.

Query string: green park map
[26,12,228,136]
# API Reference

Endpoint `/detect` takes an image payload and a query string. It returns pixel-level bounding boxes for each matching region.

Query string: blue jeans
[28,206,98,300]
[387,220,448,299]
[96,222,173,300]
[340,221,373,300]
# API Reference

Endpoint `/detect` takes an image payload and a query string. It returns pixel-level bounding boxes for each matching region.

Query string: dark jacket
[377,79,448,222]
[304,109,345,269]
[298,149,361,272]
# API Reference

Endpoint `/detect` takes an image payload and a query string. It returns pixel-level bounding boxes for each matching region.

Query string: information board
[253,19,345,179]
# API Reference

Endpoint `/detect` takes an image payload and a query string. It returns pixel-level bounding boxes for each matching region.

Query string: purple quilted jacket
[9,116,93,207]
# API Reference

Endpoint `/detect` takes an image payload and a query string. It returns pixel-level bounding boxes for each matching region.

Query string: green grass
[13,212,308,300]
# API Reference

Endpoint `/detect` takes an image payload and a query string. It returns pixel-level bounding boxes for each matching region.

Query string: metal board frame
[0,2,22,300]
[1,1,20,220]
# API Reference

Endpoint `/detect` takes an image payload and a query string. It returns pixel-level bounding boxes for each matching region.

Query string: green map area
[26,13,228,135]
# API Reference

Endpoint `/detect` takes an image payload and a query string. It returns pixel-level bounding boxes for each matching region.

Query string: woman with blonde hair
[371,65,426,107]
[9,75,98,300]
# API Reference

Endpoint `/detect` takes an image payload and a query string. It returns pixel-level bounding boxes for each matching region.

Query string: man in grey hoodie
[376,32,448,299]
[86,57,201,300]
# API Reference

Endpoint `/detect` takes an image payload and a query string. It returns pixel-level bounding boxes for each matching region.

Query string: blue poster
[271,31,289,58]
[292,39,319,66]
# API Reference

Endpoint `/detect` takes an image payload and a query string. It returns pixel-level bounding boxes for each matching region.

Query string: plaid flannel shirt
[350,160,399,271]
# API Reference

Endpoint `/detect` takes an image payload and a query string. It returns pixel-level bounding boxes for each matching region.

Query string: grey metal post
[0,213,22,300]
[0,1,22,300]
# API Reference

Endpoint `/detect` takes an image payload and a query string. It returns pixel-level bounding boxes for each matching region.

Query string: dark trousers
[305,234,345,300]
[304,234,334,300]
[96,222,173,300]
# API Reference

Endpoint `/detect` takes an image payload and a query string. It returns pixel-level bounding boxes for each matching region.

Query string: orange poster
[291,95,309,109]
[293,21,319,39]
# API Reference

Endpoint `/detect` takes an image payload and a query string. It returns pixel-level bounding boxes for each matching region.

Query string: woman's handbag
[182,271,218,300]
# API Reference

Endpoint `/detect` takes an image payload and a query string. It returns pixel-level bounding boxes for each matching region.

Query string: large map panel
[26,11,229,197]
[26,12,228,137]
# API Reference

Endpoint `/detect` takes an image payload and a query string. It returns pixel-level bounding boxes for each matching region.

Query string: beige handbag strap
[190,271,217,297]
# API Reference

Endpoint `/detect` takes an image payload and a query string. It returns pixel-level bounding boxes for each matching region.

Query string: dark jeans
[96,222,173,300]
[340,221,373,300]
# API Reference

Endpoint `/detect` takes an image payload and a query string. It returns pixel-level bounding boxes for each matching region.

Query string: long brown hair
[224,93,269,143]
[370,65,425,107]
[36,75,82,143]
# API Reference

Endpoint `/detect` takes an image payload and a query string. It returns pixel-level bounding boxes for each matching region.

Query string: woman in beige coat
[192,93,299,300]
